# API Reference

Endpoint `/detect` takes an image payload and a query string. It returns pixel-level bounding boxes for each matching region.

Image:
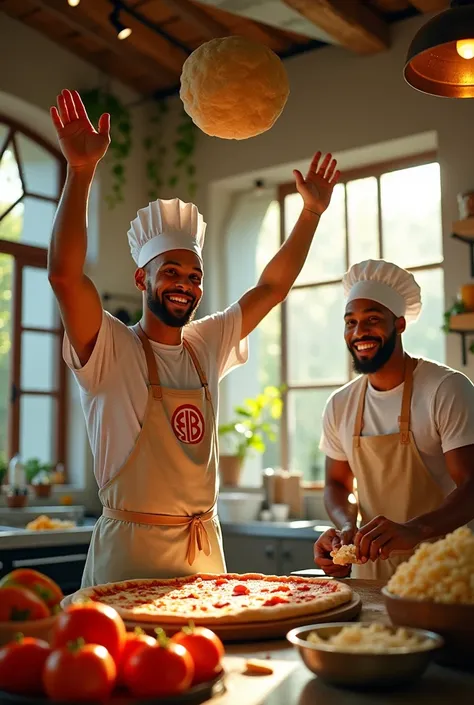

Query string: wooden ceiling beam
[282,0,390,54]
[409,0,448,11]
[34,0,176,84]
[160,0,227,39]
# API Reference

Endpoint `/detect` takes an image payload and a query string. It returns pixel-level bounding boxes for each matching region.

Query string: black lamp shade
[404,2,474,97]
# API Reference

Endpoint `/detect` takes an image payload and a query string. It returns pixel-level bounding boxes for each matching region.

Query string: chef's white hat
[128,198,206,269]
[342,259,422,324]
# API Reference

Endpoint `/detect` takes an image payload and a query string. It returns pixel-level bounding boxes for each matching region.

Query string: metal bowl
[286,622,443,689]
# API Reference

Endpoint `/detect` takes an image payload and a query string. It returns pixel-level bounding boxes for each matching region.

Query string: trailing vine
[80,88,198,207]
[81,89,132,208]
[143,100,168,202]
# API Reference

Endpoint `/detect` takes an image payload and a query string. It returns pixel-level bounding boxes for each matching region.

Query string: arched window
[0,116,65,472]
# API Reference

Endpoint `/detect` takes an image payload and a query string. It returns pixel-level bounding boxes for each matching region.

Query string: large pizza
[72,573,352,625]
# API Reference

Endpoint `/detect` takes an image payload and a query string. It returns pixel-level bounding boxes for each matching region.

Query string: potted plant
[218,386,283,487]
[25,458,55,498]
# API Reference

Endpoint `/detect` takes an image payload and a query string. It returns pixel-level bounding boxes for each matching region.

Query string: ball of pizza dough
[179,36,290,140]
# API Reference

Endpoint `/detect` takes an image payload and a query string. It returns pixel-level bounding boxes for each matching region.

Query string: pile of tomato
[0,569,226,701]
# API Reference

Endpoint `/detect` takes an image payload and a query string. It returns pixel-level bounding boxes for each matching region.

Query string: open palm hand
[294,152,340,216]
[51,89,110,169]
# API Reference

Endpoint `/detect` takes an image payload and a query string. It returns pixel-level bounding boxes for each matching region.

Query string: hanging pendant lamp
[404,0,474,97]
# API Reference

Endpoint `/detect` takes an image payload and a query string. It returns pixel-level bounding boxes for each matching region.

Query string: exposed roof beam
[160,0,227,39]
[35,0,176,83]
[282,0,390,54]
[409,0,448,11]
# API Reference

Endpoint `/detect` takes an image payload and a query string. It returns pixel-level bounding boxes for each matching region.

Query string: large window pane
[20,332,56,391]
[381,163,443,268]
[18,197,57,248]
[22,266,57,329]
[0,146,23,220]
[347,177,379,265]
[256,201,282,469]
[20,394,55,464]
[0,253,13,459]
[288,388,338,481]
[287,283,346,385]
[284,185,346,284]
[403,267,445,364]
[16,134,59,199]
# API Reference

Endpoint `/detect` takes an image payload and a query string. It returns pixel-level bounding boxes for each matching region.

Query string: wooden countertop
[225,578,474,705]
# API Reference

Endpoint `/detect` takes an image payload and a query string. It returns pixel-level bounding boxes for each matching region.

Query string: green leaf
[234,406,252,418]
[143,136,153,150]
[187,164,196,177]
[112,163,124,176]
[168,175,178,188]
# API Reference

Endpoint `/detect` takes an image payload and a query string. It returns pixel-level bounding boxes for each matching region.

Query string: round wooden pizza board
[121,593,362,642]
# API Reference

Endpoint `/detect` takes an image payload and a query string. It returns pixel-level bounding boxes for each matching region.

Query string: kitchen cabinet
[223,534,320,576]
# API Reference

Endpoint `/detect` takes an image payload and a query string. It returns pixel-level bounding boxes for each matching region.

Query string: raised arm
[48,89,110,366]
[238,152,340,339]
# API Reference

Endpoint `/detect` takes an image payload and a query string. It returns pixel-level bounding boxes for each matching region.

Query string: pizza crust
[72,573,353,626]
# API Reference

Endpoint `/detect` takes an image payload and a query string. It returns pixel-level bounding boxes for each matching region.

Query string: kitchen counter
[0,518,330,550]
[226,579,474,705]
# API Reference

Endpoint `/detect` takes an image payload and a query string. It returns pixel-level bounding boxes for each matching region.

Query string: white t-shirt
[319,358,474,496]
[63,303,248,488]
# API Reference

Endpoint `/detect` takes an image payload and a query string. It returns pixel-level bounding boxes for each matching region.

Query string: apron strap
[183,339,212,402]
[132,324,162,400]
[353,376,369,448]
[398,355,416,445]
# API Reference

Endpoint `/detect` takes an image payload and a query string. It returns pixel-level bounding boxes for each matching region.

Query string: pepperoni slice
[263,595,290,607]
[233,584,250,596]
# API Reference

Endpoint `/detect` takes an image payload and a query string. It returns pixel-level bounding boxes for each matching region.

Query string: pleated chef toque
[128,198,206,269]
[342,259,422,324]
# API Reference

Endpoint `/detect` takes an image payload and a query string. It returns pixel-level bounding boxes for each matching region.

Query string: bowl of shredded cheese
[287,622,442,688]
[383,526,474,671]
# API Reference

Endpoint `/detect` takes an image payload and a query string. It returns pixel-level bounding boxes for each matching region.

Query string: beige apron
[350,356,445,580]
[82,324,225,587]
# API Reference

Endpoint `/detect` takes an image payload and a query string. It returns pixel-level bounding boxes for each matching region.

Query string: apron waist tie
[101,506,216,566]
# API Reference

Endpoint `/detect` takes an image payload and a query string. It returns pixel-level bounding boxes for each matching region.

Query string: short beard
[348,327,398,375]
[146,283,198,328]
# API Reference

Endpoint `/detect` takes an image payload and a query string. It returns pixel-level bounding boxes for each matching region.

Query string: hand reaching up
[51,89,110,169]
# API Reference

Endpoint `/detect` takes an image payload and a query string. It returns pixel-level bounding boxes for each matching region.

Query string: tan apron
[350,356,445,580]
[82,324,225,587]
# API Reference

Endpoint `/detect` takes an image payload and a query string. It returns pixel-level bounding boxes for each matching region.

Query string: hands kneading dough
[180,36,289,140]
[330,544,362,566]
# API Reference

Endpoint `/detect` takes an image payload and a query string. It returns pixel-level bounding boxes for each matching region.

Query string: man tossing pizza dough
[48,89,340,587]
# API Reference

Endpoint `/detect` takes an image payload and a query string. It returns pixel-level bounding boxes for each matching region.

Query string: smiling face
[344,298,405,374]
[136,249,203,328]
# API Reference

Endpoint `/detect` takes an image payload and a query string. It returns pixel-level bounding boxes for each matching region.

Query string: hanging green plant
[81,88,132,208]
[170,109,198,198]
[442,298,466,333]
[143,100,169,202]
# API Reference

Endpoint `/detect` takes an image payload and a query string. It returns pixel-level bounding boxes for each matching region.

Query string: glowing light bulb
[118,27,132,40]
[456,39,474,60]
[68,0,80,6]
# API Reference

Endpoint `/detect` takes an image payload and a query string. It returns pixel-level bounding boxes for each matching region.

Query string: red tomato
[0,585,50,622]
[123,637,194,698]
[0,569,63,610]
[171,625,225,684]
[117,629,156,687]
[51,602,126,666]
[0,635,51,695]
[43,641,116,701]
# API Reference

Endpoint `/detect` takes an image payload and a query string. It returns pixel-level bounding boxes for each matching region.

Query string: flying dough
[179,36,290,140]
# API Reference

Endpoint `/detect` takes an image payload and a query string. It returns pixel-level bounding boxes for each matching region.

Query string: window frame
[0,115,67,471]
[277,150,442,487]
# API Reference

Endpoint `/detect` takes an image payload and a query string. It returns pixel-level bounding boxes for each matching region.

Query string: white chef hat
[342,259,422,324]
[128,198,206,269]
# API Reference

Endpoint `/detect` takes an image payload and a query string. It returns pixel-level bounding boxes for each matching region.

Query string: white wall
[0,14,150,511]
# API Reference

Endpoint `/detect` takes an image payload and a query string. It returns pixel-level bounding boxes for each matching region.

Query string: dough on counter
[179,36,289,140]
[330,544,361,566]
